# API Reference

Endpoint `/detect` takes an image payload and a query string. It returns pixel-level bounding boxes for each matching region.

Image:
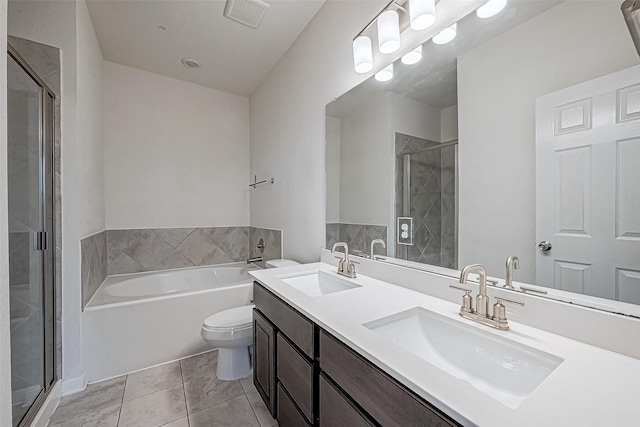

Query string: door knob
[538,240,552,252]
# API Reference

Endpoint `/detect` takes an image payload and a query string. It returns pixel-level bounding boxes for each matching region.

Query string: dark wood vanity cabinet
[253,282,317,426]
[253,282,461,427]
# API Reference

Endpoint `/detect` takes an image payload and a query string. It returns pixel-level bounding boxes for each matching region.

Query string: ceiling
[86,0,325,97]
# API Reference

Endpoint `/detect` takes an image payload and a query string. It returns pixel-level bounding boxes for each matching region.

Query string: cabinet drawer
[319,331,458,427]
[253,310,276,416]
[277,383,311,427]
[319,373,374,427]
[254,282,315,358]
[276,333,314,423]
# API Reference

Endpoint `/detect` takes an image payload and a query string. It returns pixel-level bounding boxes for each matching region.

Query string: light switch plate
[397,217,413,246]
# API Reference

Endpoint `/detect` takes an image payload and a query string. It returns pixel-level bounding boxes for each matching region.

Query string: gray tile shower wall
[81,231,108,309]
[249,227,283,268]
[106,227,250,275]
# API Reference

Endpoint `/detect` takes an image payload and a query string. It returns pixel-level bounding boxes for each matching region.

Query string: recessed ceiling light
[181,57,201,69]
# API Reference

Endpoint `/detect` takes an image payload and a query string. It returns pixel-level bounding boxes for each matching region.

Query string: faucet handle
[493,297,524,324]
[449,285,473,313]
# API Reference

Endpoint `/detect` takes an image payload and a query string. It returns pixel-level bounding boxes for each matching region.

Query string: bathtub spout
[247,256,263,264]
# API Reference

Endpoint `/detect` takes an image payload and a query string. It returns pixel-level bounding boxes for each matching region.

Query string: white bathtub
[83,263,258,382]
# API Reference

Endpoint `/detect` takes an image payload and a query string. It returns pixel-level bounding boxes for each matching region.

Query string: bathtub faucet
[247,256,263,264]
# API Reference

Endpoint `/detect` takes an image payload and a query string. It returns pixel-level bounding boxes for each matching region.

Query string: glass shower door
[8,48,56,427]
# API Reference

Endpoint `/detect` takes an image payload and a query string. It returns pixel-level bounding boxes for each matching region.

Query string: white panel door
[536,65,640,303]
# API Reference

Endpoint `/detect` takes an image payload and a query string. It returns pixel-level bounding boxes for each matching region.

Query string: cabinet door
[320,374,374,427]
[254,309,276,416]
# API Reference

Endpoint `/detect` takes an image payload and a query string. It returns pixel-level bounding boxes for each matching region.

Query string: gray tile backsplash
[107,227,251,275]
[80,226,283,304]
[325,223,387,257]
[81,231,108,309]
[249,227,283,268]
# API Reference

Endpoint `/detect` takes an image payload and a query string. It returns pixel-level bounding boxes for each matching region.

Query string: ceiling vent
[223,0,270,29]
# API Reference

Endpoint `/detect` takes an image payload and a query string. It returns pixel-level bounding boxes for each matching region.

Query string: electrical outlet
[397,217,413,245]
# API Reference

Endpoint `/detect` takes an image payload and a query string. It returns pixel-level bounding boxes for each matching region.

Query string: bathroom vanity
[250,258,640,426]
[252,281,456,427]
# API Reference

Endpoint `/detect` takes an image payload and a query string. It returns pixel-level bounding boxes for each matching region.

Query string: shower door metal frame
[7,42,58,427]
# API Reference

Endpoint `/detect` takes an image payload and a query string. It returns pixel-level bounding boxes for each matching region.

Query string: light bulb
[353,36,373,73]
[377,10,400,54]
[401,45,422,65]
[409,0,436,31]
[477,0,507,18]
[375,63,394,82]
[432,23,457,45]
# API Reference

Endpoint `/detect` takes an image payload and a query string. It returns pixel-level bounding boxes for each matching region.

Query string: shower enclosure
[7,44,57,427]
[395,132,457,269]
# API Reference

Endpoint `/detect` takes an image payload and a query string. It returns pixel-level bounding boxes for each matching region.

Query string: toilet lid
[203,305,254,330]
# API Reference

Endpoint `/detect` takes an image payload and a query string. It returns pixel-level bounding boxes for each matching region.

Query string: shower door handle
[34,231,47,251]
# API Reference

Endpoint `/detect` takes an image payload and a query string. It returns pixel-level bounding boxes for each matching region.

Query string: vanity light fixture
[353,0,437,73]
[353,35,374,73]
[476,0,507,19]
[378,10,401,54]
[432,23,457,44]
[401,45,422,65]
[375,63,394,81]
[409,0,436,30]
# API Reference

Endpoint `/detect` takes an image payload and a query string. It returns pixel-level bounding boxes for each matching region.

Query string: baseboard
[60,373,87,397]
[31,380,61,427]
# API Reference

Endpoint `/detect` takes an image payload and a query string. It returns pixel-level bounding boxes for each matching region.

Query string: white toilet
[200,259,299,380]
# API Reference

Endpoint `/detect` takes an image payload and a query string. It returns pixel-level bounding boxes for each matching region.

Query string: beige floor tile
[180,350,218,381]
[184,373,244,414]
[118,385,186,427]
[189,395,260,427]
[50,404,120,427]
[50,376,126,424]
[124,361,182,401]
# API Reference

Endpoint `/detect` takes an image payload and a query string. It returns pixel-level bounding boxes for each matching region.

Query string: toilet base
[216,346,252,381]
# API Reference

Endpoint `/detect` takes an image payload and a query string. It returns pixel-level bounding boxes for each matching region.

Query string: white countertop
[250,262,640,427]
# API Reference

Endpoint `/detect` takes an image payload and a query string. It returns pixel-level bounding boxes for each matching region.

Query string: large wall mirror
[326,0,640,316]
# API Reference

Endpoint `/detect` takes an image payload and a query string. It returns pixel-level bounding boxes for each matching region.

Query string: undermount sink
[278,270,361,297]
[364,307,563,408]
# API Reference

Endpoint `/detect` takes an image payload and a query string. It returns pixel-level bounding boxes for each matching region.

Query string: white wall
[339,93,390,226]
[441,105,458,143]
[249,0,480,262]
[325,116,341,224]
[104,61,250,229]
[1,1,12,424]
[457,1,640,282]
[77,0,104,238]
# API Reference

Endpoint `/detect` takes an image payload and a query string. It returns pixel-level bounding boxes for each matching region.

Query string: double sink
[275,269,564,409]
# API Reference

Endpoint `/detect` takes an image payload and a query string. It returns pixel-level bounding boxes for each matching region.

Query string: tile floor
[49,350,277,427]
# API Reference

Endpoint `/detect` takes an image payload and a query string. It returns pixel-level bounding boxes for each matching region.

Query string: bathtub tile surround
[249,226,283,267]
[80,231,108,308]
[49,350,276,427]
[106,226,250,275]
[326,223,387,257]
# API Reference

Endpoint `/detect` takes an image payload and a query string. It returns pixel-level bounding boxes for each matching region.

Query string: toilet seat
[201,304,254,344]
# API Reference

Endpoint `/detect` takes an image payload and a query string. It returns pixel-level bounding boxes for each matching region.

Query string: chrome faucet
[451,264,524,331]
[331,242,356,278]
[370,239,386,260]
[504,256,519,289]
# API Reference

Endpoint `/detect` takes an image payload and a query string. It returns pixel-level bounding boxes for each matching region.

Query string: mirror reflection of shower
[395,133,458,269]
